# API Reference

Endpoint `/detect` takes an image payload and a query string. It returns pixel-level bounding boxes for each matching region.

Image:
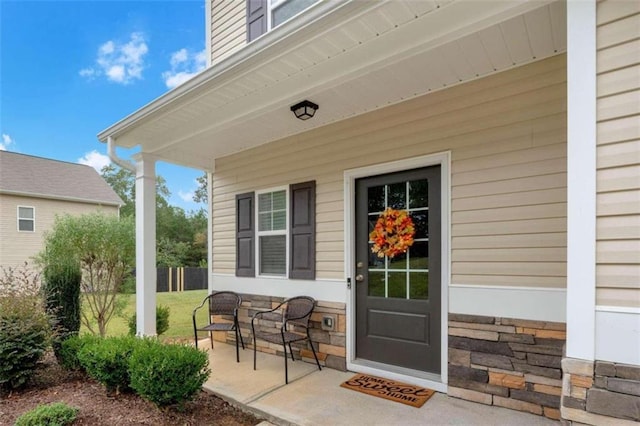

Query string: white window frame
[17,205,35,232]
[255,186,289,278]
[267,0,319,31]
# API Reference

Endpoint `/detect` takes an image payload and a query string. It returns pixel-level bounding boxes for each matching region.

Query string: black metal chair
[193,291,245,362]
[251,296,322,384]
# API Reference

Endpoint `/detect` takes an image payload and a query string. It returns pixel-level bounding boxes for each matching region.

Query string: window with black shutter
[236,192,255,277]
[289,181,315,280]
[235,181,315,280]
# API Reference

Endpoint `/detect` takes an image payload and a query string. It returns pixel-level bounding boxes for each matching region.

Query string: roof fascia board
[0,190,123,207]
[97,0,358,143]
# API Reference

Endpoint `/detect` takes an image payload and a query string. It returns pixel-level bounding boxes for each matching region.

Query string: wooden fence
[156,267,207,292]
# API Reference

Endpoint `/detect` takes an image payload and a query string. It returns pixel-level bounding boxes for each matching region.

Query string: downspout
[107,136,135,172]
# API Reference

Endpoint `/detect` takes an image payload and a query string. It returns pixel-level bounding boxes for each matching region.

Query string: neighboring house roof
[0,151,123,206]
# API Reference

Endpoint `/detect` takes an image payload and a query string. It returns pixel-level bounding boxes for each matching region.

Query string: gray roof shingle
[0,151,123,206]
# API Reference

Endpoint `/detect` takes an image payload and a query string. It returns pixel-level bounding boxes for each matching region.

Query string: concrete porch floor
[201,340,557,426]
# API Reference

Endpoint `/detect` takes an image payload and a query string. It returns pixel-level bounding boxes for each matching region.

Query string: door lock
[355,274,364,282]
[356,261,364,268]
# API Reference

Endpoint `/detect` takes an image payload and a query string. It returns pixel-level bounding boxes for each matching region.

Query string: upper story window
[247,0,319,42]
[18,206,35,232]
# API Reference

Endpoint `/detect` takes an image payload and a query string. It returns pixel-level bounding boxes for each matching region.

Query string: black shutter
[289,181,316,280]
[246,0,267,42]
[236,192,255,277]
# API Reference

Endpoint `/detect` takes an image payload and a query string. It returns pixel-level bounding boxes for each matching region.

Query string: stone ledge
[533,383,562,396]
[586,388,640,421]
[562,406,640,426]
[494,395,543,415]
[449,313,495,324]
[570,375,593,389]
[525,374,563,387]
[616,364,640,381]
[500,318,566,331]
[606,377,640,397]
[488,372,525,389]
[595,361,616,377]
[449,321,516,333]
[543,407,561,420]
[447,386,493,405]
[562,358,594,377]
[449,327,499,341]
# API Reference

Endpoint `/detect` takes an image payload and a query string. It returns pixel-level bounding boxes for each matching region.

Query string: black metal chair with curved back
[251,296,322,384]
[193,291,245,362]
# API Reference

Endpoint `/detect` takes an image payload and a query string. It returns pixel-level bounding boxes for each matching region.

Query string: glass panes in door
[367,179,429,300]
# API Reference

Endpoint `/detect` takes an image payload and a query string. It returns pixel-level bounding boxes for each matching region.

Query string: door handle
[355,274,364,282]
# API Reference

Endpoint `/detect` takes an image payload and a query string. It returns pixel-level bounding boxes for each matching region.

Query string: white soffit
[99,0,567,170]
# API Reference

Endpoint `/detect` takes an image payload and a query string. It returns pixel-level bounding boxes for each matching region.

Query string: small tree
[38,213,135,337]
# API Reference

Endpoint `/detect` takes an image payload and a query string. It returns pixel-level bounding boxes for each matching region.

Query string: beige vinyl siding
[595,1,640,308]
[0,194,118,268]
[211,55,567,287]
[211,0,247,65]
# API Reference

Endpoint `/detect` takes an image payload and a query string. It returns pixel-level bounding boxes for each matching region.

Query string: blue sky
[1,0,207,211]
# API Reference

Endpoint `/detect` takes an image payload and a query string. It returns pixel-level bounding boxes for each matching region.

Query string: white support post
[207,171,214,294]
[566,0,596,361]
[133,153,157,336]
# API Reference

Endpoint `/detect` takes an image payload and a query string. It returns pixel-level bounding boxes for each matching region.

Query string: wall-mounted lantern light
[290,100,319,120]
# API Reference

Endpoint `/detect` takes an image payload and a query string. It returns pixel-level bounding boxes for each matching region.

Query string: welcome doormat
[340,373,435,408]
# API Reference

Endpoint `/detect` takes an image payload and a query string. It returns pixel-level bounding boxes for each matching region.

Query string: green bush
[0,264,50,390]
[14,402,78,426]
[77,336,141,393]
[42,263,82,360]
[127,305,170,336]
[58,334,100,371]
[129,341,210,407]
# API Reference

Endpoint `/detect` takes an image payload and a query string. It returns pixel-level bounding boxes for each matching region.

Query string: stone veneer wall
[447,313,566,420]
[561,358,640,425]
[211,294,347,371]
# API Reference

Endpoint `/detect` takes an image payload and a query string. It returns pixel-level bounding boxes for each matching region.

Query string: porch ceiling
[98,0,567,171]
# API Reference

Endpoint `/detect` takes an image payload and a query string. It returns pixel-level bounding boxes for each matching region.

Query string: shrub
[127,305,170,336]
[14,402,78,426]
[0,264,50,390]
[42,263,82,360]
[129,341,210,407]
[58,334,100,371]
[77,335,141,393]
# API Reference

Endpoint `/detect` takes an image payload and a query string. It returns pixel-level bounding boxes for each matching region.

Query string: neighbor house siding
[211,0,247,65]
[595,1,640,308]
[0,194,119,268]
[212,55,567,288]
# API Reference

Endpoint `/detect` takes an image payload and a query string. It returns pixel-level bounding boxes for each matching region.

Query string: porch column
[133,153,157,336]
[207,171,214,293]
[566,0,596,361]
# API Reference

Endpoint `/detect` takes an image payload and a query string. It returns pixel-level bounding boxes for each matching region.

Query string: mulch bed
[0,352,261,426]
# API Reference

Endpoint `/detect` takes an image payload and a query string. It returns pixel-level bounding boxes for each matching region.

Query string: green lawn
[81,289,210,341]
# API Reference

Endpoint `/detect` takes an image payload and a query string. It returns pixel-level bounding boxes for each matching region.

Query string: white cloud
[178,190,195,203]
[170,48,189,66]
[78,150,111,172]
[162,48,206,89]
[0,134,14,150]
[80,32,148,85]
